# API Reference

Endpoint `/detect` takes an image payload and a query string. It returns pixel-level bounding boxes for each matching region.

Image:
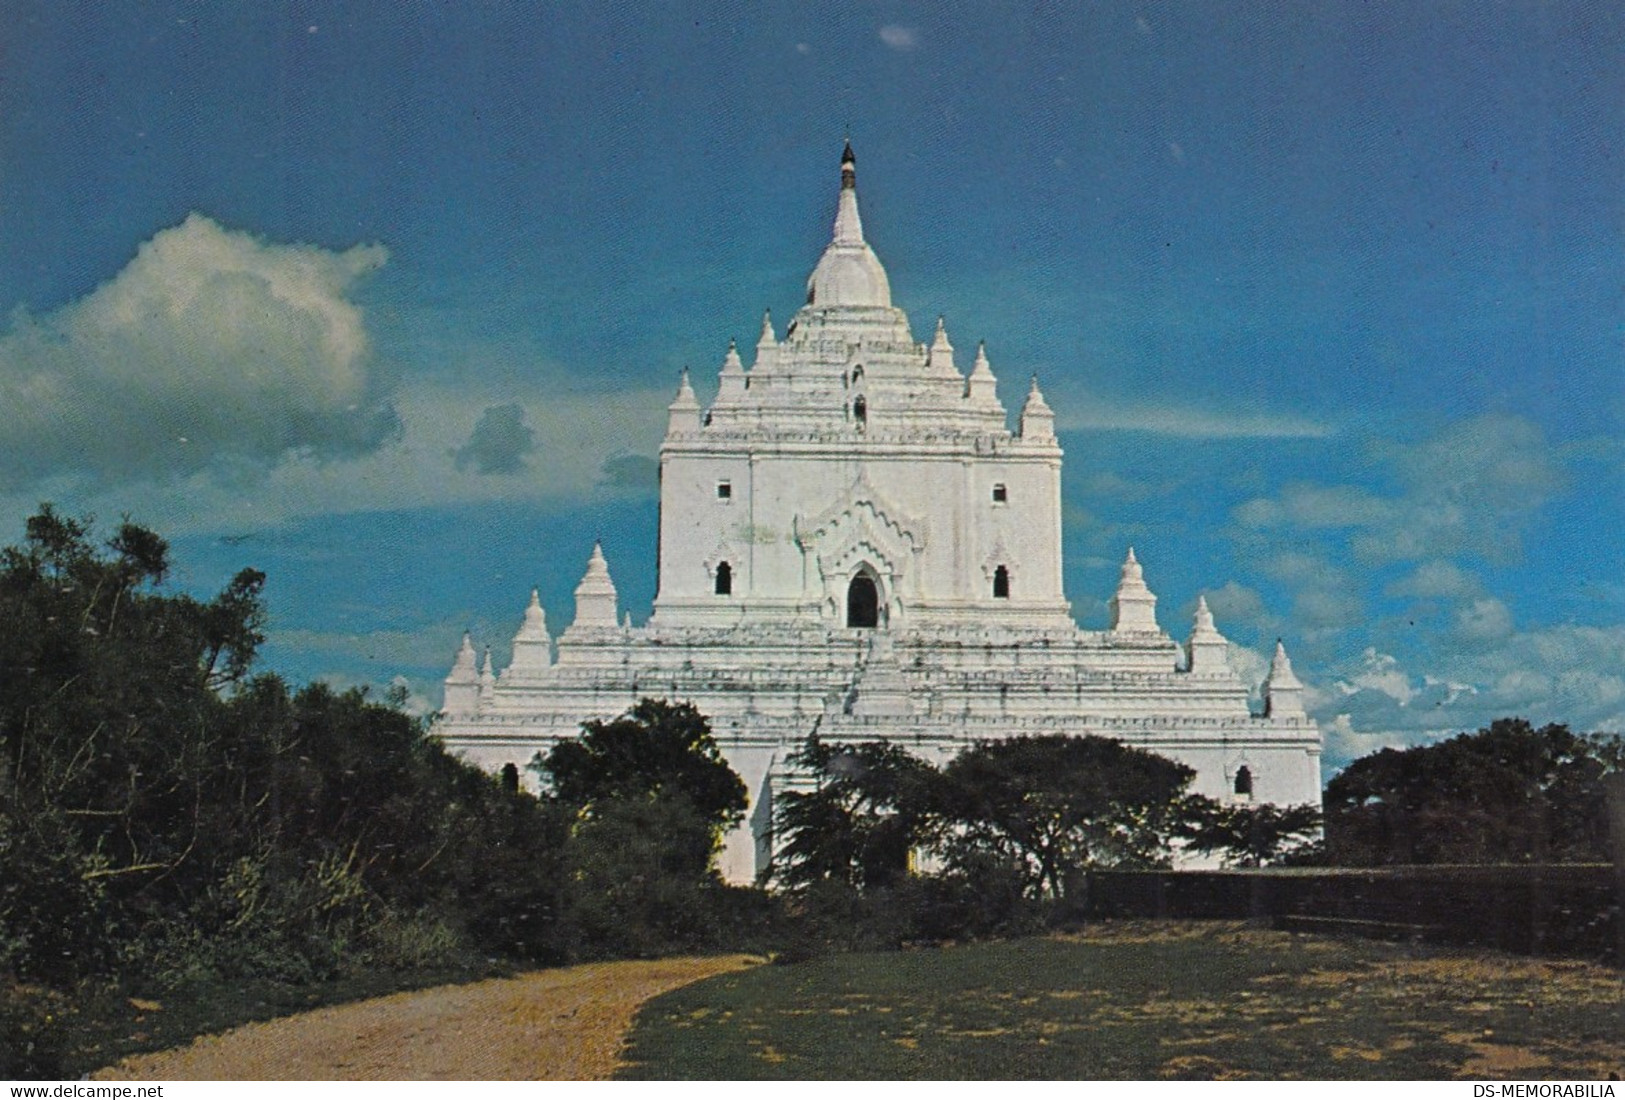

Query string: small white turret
[507,588,553,675]
[1018,374,1056,442]
[1186,595,1230,674]
[442,632,480,717]
[1264,640,1307,718]
[572,541,619,628]
[667,369,701,434]
[716,339,746,404]
[478,646,497,702]
[967,341,999,406]
[751,310,778,382]
[1108,547,1160,633]
[928,316,958,378]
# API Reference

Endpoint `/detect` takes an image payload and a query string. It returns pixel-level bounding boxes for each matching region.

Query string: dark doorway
[1234,765,1253,797]
[993,565,1010,599]
[846,574,879,628]
[715,561,732,595]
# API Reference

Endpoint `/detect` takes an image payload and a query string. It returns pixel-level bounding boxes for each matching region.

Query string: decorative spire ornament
[1019,374,1056,441]
[572,541,619,628]
[1109,546,1160,633]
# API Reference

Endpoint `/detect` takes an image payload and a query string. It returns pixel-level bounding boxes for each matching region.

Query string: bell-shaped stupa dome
[805,141,893,308]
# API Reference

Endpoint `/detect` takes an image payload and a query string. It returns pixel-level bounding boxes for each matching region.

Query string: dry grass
[620,923,1625,1079]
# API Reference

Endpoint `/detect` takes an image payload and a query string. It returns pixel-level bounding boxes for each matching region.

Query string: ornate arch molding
[793,480,926,622]
[703,537,742,584]
[980,537,1018,582]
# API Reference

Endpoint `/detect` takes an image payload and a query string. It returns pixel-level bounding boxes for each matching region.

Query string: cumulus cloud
[1386,559,1482,600]
[1236,414,1565,565]
[1200,580,1267,628]
[1311,626,1625,771]
[878,24,919,50]
[599,454,659,494]
[0,214,397,489]
[453,402,536,475]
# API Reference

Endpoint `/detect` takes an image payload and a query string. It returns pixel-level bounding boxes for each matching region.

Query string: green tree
[1324,718,1623,865]
[0,506,573,988]
[0,506,269,977]
[531,700,751,959]
[535,699,747,843]
[1180,798,1323,868]
[771,737,940,892]
[937,735,1197,899]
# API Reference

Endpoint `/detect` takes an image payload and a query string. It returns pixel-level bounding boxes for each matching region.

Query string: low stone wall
[1080,865,1621,964]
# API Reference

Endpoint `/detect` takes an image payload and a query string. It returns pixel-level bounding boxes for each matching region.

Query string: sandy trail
[94,955,757,1081]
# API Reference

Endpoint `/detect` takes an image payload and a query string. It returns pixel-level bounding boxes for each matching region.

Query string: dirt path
[94,955,758,1081]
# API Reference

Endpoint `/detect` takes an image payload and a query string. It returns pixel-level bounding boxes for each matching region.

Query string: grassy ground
[618,922,1625,1080]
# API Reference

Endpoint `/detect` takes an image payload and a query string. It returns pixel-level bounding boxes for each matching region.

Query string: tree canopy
[1180,799,1323,868]
[0,507,574,989]
[772,737,939,891]
[535,698,747,838]
[1324,718,1623,865]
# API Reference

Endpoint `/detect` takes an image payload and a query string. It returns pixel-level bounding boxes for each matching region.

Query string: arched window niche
[714,561,733,596]
[853,396,867,427]
[992,565,1010,599]
[1234,765,1254,798]
[846,572,880,628]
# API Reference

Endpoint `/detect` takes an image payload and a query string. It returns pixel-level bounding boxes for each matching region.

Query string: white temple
[439,144,1322,881]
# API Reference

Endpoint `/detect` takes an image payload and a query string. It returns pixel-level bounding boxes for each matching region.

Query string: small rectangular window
[717,481,732,500]
[992,483,1008,503]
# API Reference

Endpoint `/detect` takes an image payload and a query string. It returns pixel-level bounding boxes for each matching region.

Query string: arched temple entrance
[846,573,880,628]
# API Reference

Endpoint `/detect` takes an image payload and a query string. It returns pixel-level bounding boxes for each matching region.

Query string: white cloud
[878,25,918,50]
[0,378,670,539]
[1224,642,1270,699]
[1065,401,1331,439]
[1293,587,1364,630]
[1201,580,1267,627]
[0,214,396,489]
[1387,559,1482,600]
[1325,648,1419,707]
[1233,414,1566,567]
[1452,595,1513,643]
[1311,626,1625,773]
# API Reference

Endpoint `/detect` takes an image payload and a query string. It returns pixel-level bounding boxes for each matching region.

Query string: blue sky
[2,1,1620,774]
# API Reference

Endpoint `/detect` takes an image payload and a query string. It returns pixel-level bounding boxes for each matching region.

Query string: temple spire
[967,340,999,405]
[751,309,779,377]
[1109,546,1160,633]
[441,632,481,717]
[572,541,619,628]
[1186,594,1231,675]
[806,140,891,306]
[1019,374,1056,441]
[508,587,553,675]
[667,368,701,434]
[716,339,746,404]
[928,316,956,377]
[831,142,866,245]
[1264,639,1307,718]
